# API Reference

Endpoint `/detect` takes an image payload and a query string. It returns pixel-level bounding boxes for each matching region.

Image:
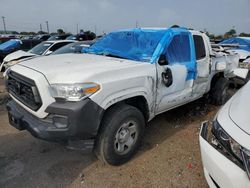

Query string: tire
[211,77,229,105]
[94,104,145,165]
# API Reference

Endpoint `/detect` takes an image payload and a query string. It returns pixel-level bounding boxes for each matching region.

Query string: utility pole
[135,21,139,28]
[2,16,7,34]
[40,24,43,32]
[94,25,97,34]
[46,21,49,33]
[77,24,79,34]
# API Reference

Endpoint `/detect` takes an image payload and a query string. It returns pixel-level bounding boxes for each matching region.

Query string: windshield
[66,35,76,40]
[51,43,87,55]
[48,35,58,40]
[83,29,167,62]
[28,42,53,55]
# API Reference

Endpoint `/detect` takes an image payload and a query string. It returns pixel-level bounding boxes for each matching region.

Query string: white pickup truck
[4,28,240,165]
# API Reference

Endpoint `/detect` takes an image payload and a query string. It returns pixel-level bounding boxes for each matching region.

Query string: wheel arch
[95,95,151,139]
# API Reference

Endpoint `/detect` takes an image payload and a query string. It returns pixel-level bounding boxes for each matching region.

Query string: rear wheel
[94,104,145,165]
[211,77,229,105]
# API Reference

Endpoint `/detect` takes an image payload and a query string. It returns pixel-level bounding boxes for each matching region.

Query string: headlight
[212,120,250,179]
[212,120,243,161]
[242,148,250,179]
[49,83,100,101]
[5,60,18,68]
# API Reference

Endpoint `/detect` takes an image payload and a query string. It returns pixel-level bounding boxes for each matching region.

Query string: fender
[92,87,155,120]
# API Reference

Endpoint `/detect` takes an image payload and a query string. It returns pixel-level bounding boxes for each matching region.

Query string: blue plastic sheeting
[84,29,167,62]
[162,30,196,80]
[0,39,21,52]
[220,37,250,52]
[84,28,196,80]
[153,28,196,80]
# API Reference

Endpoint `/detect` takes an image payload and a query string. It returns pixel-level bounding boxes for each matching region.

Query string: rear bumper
[6,99,104,143]
[199,122,250,188]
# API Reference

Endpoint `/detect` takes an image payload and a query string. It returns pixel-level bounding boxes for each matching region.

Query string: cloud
[0,0,249,35]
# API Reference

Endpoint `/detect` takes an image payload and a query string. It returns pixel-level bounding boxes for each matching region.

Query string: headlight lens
[49,83,100,101]
[211,120,250,179]
[212,120,243,161]
[5,60,18,68]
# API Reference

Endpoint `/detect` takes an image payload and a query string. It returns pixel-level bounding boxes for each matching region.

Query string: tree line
[1,27,250,40]
[0,28,96,37]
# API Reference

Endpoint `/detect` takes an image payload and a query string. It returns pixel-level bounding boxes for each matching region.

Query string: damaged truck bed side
[4,28,242,165]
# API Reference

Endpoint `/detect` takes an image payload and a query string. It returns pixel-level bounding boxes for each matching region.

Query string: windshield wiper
[97,52,127,59]
[84,50,128,60]
[104,53,127,60]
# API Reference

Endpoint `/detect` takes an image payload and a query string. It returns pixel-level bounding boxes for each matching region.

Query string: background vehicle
[0,39,42,62]
[21,35,36,40]
[66,33,96,41]
[212,38,250,84]
[33,34,51,41]
[0,36,17,44]
[5,28,240,165]
[47,34,72,41]
[220,37,250,69]
[200,81,250,188]
[0,40,75,71]
[51,40,95,55]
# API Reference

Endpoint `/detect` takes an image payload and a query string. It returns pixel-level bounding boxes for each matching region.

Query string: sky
[0,0,250,35]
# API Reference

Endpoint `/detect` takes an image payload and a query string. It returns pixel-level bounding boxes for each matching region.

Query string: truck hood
[17,53,145,84]
[4,50,36,62]
[229,82,250,135]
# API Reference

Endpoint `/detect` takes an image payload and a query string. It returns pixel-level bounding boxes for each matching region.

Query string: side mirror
[158,54,168,66]
[45,50,52,56]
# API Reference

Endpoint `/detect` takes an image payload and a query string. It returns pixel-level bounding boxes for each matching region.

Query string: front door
[155,31,196,114]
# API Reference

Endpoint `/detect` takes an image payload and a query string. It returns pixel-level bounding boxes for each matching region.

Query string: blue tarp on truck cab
[0,39,21,52]
[84,28,196,80]
[220,37,250,52]
[84,28,167,62]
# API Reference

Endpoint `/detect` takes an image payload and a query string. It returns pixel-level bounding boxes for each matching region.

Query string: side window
[49,42,71,52]
[193,35,206,60]
[165,34,191,64]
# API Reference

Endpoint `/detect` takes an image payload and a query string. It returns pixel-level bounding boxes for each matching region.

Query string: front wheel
[94,104,145,165]
[211,77,229,105]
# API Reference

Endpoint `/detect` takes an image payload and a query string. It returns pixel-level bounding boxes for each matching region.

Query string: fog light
[52,115,68,128]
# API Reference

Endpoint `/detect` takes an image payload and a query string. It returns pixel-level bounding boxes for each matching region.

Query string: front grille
[6,71,42,111]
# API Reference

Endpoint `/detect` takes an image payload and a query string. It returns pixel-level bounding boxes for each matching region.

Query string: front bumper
[6,99,104,143]
[199,122,250,188]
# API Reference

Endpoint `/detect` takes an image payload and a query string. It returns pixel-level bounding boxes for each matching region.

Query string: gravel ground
[0,72,224,187]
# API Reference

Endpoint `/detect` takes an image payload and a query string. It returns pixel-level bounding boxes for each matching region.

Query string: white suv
[200,82,250,187]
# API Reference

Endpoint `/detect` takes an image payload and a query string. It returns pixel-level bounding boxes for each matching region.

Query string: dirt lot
[0,75,220,188]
